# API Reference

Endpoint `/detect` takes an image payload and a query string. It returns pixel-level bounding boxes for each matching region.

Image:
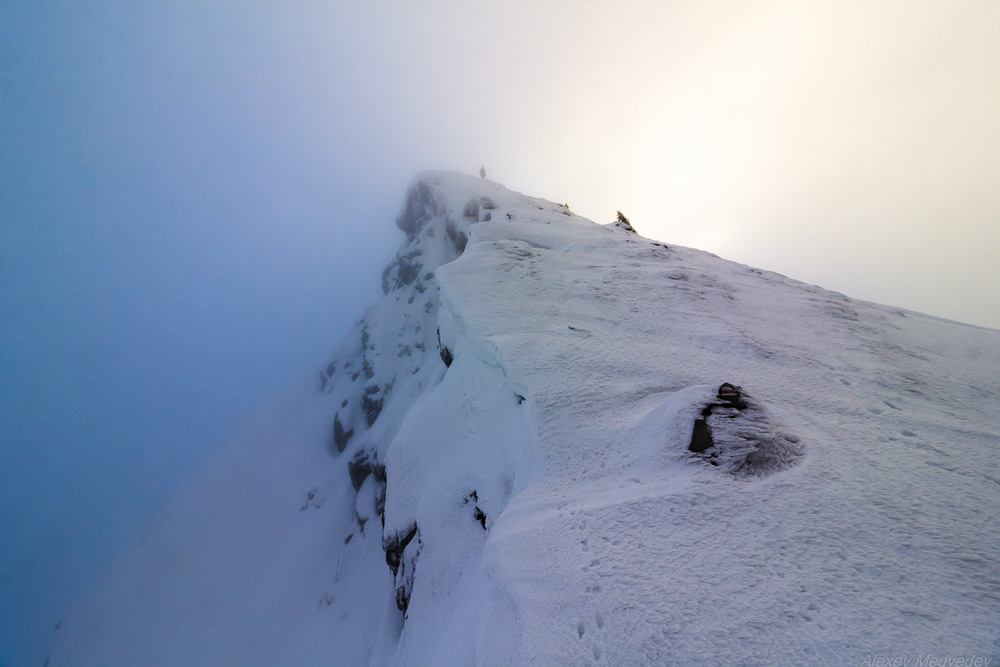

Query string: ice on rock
[683,382,803,476]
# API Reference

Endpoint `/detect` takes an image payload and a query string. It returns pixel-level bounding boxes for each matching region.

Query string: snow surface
[47,172,1000,665]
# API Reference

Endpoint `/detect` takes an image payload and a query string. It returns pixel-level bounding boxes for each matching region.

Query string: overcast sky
[2,1,998,664]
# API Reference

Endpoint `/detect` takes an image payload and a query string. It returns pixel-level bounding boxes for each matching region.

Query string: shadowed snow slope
[48,172,1000,665]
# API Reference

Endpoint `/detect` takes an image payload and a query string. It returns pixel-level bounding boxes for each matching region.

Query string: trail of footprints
[576,608,607,662]
[568,509,612,664]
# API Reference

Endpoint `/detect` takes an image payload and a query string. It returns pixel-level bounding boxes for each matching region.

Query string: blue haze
[0,4,416,664]
[4,2,999,664]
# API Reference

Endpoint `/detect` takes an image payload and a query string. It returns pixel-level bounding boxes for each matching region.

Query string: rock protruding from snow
[612,210,636,234]
[318,173,537,624]
[383,523,420,613]
[320,175,483,460]
[686,383,803,475]
[331,411,354,454]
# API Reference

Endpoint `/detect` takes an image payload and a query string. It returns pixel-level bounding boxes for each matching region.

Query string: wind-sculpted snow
[47,172,1000,666]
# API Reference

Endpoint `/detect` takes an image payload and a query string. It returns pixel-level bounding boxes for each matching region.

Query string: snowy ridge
[48,172,1000,665]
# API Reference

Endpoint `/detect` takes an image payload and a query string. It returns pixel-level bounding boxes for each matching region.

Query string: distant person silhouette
[479,166,486,179]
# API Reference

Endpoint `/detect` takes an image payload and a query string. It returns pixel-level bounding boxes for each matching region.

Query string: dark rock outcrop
[382,249,424,294]
[383,523,420,613]
[444,221,468,254]
[395,180,445,240]
[689,415,714,454]
[332,412,354,454]
[688,383,802,476]
[348,449,374,492]
[464,491,487,530]
[361,385,384,427]
[437,328,453,368]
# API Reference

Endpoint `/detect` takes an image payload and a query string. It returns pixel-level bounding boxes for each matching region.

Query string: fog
[2,2,997,664]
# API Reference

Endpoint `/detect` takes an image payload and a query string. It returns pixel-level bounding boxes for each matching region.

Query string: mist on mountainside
[45,173,1000,666]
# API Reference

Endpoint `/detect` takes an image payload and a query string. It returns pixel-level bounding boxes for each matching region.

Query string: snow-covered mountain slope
[48,172,1000,665]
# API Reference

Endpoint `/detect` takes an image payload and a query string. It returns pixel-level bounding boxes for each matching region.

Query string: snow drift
[47,172,1000,665]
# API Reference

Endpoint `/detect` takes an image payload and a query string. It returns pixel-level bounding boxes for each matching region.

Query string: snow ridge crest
[46,171,1000,666]
[318,172,809,662]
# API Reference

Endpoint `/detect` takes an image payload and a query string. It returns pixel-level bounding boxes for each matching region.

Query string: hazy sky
[2,1,998,664]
